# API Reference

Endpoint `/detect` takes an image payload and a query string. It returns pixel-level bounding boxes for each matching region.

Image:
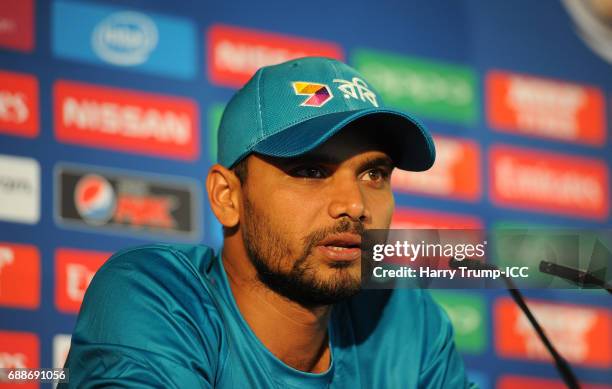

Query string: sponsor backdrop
[0,0,611,387]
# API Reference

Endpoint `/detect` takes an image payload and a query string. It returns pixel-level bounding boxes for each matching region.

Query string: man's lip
[317,233,362,248]
[316,245,361,261]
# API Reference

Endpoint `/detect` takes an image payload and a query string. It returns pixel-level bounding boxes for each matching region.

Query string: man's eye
[362,168,390,182]
[291,167,327,178]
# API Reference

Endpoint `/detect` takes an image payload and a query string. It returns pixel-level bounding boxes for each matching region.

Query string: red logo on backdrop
[495,298,612,368]
[391,207,483,229]
[392,136,481,201]
[0,0,34,52]
[487,70,606,146]
[498,376,611,389]
[0,331,39,389]
[53,80,200,160]
[0,243,39,309]
[207,24,344,87]
[0,70,39,138]
[55,248,111,313]
[490,145,609,220]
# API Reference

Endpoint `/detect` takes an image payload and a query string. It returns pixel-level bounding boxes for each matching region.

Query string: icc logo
[74,174,116,225]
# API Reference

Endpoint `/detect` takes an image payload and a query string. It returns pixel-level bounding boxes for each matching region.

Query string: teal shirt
[60,244,475,388]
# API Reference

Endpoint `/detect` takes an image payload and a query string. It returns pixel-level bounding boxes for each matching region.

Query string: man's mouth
[316,233,362,261]
[326,246,356,251]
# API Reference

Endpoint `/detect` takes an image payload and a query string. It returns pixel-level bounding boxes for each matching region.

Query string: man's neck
[222,248,332,373]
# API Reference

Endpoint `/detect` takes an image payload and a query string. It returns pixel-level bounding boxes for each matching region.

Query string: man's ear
[206,163,242,228]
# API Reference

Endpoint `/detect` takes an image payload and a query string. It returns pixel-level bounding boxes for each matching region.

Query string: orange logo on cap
[292,82,333,107]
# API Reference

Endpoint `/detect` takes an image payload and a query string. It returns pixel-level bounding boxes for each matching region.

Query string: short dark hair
[232,157,248,185]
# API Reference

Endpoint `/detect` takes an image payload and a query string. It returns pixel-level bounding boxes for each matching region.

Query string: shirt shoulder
[77,243,223,347]
[64,244,226,388]
[103,243,217,278]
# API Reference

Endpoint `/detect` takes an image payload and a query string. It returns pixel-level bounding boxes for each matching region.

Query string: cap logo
[333,77,379,107]
[292,82,333,107]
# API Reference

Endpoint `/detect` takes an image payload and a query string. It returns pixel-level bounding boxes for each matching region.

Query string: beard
[241,195,364,307]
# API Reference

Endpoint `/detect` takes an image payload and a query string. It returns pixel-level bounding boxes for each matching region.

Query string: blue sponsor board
[52,0,196,79]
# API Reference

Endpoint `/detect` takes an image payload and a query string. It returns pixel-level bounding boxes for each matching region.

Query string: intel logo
[91,11,158,66]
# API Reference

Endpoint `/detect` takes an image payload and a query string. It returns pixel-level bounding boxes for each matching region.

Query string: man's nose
[327,175,370,222]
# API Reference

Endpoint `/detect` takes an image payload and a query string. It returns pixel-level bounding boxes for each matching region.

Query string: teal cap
[217,56,435,171]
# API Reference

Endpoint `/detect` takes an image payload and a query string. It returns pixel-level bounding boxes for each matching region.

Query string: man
[61,57,474,388]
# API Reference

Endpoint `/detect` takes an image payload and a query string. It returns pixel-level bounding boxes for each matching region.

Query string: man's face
[239,125,395,307]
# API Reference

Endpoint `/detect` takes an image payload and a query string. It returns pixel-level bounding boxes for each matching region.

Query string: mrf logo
[55,164,200,239]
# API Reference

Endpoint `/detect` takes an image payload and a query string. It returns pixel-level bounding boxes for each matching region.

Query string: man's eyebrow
[357,156,395,172]
[274,154,394,170]
[280,154,341,166]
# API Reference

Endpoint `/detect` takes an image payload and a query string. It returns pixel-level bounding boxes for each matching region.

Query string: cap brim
[252,108,435,171]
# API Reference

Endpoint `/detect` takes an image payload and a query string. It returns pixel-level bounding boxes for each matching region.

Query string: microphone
[539,261,612,294]
[449,257,581,389]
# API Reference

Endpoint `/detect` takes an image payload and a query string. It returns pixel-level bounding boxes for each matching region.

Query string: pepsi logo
[91,11,158,66]
[74,174,116,225]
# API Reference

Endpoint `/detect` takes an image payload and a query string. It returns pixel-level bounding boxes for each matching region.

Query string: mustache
[302,218,365,253]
